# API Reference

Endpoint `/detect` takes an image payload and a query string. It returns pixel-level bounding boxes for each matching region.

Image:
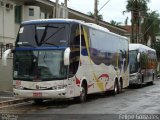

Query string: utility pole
[64,0,67,7]
[94,0,98,24]
[56,0,59,18]
[135,0,138,43]
[64,0,68,18]
[2,0,5,44]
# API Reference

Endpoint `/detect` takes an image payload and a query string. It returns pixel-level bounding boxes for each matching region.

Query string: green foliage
[110,20,122,26]
[126,0,149,19]
[142,11,160,45]
[152,42,160,60]
[87,12,103,21]
[125,0,160,44]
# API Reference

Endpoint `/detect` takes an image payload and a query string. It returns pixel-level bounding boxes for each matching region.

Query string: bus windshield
[16,23,69,47]
[129,50,138,74]
[13,50,67,81]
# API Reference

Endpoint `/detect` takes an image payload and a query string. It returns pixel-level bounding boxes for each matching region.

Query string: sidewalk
[0,91,30,108]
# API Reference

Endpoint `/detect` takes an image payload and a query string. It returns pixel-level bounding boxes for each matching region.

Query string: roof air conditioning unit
[6,3,13,11]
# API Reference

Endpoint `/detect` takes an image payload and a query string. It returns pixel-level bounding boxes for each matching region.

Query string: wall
[0,0,53,91]
[0,0,15,91]
[0,0,15,44]
[0,2,3,43]
[0,59,13,91]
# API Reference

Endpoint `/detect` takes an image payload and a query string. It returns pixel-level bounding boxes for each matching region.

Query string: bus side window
[69,24,80,77]
[81,35,85,47]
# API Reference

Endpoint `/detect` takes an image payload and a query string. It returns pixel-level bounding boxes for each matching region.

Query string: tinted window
[16,23,69,47]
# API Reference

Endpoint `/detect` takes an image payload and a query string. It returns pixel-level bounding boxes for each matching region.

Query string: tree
[87,12,103,21]
[124,0,150,43]
[110,20,122,26]
[142,11,160,46]
[125,17,129,25]
[152,41,160,60]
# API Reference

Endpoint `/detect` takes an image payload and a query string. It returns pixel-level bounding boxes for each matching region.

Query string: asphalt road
[1,79,160,120]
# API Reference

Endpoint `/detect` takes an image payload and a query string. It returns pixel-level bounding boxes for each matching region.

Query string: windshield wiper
[34,25,39,46]
[34,25,65,46]
[41,26,65,45]
[34,25,59,46]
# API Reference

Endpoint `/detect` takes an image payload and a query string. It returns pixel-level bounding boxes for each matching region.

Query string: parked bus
[129,44,157,86]
[2,19,129,103]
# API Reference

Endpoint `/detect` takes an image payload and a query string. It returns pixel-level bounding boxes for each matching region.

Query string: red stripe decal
[75,76,80,87]
[98,74,109,80]
[88,83,94,88]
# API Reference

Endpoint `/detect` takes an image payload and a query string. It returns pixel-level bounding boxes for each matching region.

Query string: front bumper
[129,73,141,85]
[13,88,68,99]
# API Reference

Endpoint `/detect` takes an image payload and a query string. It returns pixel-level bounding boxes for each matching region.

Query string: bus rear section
[129,44,157,87]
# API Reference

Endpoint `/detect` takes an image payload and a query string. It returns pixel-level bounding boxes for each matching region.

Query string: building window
[0,1,4,6]
[15,5,22,24]
[29,8,34,16]
[45,13,47,18]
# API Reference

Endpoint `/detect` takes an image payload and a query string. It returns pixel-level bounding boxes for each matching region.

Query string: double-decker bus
[3,19,129,103]
[129,44,157,87]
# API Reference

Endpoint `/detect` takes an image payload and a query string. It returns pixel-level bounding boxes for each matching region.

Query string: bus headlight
[15,86,24,90]
[52,85,67,90]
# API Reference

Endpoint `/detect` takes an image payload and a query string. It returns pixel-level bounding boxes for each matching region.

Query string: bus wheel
[149,81,154,85]
[139,75,143,88]
[149,73,155,85]
[118,80,123,93]
[139,78,143,88]
[112,81,118,95]
[34,99,43,104]
[79,83,87,102]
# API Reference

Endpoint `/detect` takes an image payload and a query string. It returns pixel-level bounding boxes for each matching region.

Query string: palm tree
[141,11,160,46]
[125,17,129,25]
[110,20,122,26]
[124,0,150,43]
[87,12,103,21]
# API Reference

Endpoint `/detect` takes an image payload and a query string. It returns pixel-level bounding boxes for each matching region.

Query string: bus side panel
[76,26,129,95]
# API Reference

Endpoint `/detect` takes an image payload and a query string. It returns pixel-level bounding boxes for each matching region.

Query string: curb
[0,98,31,108]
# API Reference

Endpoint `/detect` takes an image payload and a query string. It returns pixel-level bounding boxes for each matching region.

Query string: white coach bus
[129,44,157,86]
[3,19,129,103]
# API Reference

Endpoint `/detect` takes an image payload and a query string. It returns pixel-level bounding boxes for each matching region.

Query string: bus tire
[139,78,143,88]
[149,81,154,85]
[149,73,155,85]
[34,99,43,104]
[112,80,118,95]
[139,75,143,88]
[118,80,123,93]
[79,83,87,102]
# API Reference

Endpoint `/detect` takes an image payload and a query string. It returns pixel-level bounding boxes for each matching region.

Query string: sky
[51,0,160,25]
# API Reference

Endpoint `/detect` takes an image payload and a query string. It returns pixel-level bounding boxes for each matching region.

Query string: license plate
[33,92,42,97]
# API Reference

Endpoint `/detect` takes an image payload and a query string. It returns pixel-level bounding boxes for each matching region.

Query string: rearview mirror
[137,53,140,63]
[64,47,70,66]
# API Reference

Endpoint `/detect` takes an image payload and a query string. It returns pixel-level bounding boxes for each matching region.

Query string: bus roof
[22,19,83,25]
[129,43,156,52]
[22,19,128,40]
